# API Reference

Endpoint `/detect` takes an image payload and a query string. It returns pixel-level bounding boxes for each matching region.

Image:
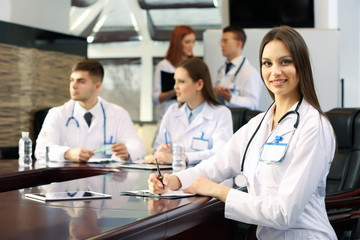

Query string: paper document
[117,163,173,170]
[120,190,196,199]
[25,191,112,202]
[87,158,114,163]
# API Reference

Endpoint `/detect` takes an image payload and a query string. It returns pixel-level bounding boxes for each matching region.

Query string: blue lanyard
[228,57,246,84]
[66,101,108,144]
[234,57,246,77]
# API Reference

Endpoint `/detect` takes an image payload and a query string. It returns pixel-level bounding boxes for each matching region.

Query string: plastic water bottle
[18,132,32,166]
[172,144,186,172]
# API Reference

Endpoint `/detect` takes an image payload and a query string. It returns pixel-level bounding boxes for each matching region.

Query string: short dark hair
[223,26,247,48]
[72,59,104,83]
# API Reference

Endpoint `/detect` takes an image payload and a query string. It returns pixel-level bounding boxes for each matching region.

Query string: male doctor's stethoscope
[235,97,303,189]
[65,101,113,148]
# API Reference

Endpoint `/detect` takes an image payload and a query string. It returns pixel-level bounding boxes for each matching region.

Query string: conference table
[0,160,240,240]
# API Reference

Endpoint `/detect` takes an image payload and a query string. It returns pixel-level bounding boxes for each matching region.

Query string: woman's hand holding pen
[156,143,171,154]
[148,173,169,194]
[144,144,172,164]
[154,143,173,163]
[154,151,173,164]
[111,143,130,160]
[148,173,182,194]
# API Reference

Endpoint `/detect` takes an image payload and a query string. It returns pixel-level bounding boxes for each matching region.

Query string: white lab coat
[153,102,233,165]
[35,97,146,162]
[152,59,177,118]
[175,99,337,239]
[215,56,262,110]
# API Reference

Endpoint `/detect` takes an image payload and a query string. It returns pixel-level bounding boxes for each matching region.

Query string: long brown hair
[177,58,220,107]
[259,26,324,115]
[165,25,195,67]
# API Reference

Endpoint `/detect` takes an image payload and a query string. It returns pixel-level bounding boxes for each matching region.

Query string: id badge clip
[191,132,209,151]
[230,87,240,96]
[259,136,287,164]
[104,136,114,156]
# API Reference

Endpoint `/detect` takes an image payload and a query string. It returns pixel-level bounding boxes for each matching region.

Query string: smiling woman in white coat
[148,26,337,239]
[146,58,233,165]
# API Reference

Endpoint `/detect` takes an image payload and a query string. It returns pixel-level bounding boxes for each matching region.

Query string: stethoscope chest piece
[234,172,248,189]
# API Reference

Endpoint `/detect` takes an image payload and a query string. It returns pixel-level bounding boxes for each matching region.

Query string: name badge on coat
[191,132,209,151]
[259,135,288,164]
[104,136,114,156]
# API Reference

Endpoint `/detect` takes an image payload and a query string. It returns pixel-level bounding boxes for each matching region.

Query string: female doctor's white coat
[153,102,233,165]
[175,99,337,239]
[35,97,146,162]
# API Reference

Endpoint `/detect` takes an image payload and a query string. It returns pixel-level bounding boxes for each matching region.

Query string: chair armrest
[326,196,360,209]
[326,188,360,200]
[327,207,353,216]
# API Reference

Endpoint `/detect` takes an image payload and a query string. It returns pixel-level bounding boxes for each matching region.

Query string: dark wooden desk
[0,161,237,240]
[0,160,118,192]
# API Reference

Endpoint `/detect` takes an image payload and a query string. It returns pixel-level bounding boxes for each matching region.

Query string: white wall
[314,0,338,29]
[0,0,70,34]
[338,0,360,107]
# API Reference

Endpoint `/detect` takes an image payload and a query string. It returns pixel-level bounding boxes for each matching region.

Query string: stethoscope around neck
[65,101,108,144]
[235,97,303,189]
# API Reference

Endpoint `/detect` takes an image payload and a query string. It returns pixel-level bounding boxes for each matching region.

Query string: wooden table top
[0,160,226,240]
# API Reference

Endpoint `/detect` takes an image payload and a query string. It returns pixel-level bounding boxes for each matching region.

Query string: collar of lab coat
[225,55,244,75]
[265,99,310,138]
[174,102,216,132]
[72,97,103,127]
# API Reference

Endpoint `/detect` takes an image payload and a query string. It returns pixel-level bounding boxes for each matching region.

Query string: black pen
[155,158,165,190]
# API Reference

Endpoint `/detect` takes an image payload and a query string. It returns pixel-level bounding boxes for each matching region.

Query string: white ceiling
[70,0,222,43]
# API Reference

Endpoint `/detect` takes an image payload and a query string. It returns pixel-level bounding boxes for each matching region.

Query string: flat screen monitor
[229,0,314,28]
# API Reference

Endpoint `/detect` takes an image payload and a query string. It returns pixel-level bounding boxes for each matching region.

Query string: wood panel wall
[0,43,84,147]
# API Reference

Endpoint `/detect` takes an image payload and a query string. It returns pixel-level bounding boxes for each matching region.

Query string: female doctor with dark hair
[148,26,337,239]
[147,58,233,165]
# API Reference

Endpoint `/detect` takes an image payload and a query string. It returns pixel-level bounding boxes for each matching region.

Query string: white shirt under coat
[35,97,146,162]
[175,99,337,239]
[153,102,233,165]
[215,55,262,110]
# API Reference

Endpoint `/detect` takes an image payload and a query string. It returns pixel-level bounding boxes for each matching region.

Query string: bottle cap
[21,132,29,138]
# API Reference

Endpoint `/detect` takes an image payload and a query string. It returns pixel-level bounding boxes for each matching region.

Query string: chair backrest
[346,110,360,190]
[230,108,261,133]
[0,147,18,159]
[325,108,360,194]
[33,108,50,142]
[230,108,248,133]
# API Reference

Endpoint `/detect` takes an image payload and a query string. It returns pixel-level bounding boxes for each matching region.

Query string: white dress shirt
[153,102,233,165]
[35,97,146,162]
[175,99,337,239]
[215,55,262,110]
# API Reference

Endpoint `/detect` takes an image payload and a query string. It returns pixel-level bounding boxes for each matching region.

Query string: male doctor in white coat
[35,59,146,162]
[214,26,262,110]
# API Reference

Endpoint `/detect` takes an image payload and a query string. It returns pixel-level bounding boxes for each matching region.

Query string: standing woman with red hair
[152,25,196,119]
